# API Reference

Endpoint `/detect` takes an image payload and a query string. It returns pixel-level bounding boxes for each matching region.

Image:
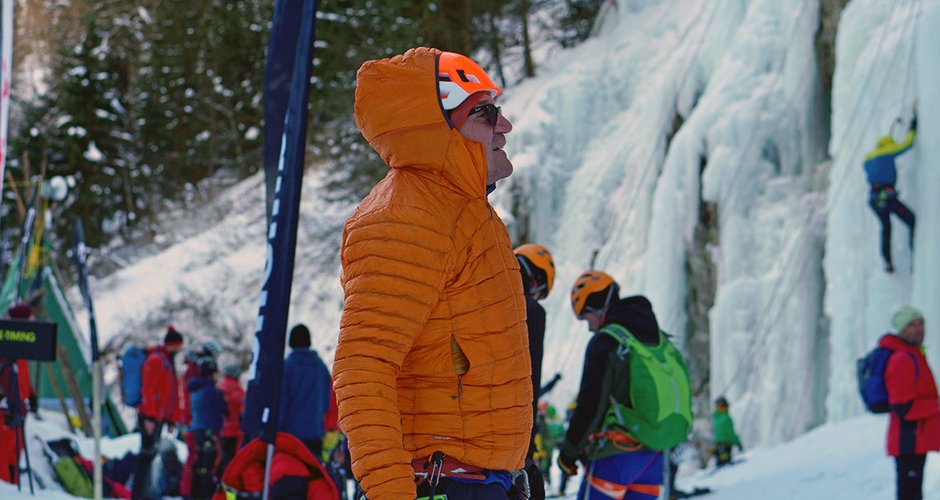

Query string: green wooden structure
[0,254,127,436]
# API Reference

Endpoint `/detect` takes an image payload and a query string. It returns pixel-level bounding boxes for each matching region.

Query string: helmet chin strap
[518,256,547,298]
[599,286,615,326]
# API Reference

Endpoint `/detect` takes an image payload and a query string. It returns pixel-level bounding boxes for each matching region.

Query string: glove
[736,443,744,452]
[142,418,158,434]
[557,452,578,476]
[552,372,562,383]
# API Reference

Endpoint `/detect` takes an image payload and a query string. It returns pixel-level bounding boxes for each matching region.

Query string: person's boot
[885,262,894,274]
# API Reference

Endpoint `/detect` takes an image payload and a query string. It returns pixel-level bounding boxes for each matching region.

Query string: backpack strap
[600,324,634,360]
[154,349,173,371]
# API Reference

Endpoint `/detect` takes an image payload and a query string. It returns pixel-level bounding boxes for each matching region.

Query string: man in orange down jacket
[333,48,533,500]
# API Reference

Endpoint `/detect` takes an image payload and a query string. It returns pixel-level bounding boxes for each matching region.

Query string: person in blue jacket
[863,112,917,273]
[187,356,226,500]
[280,324,332,457]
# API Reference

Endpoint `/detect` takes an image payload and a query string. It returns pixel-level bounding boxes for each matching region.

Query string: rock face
[816,0,852,92]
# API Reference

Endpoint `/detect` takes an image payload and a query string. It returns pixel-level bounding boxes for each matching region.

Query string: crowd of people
[124,323,337,499]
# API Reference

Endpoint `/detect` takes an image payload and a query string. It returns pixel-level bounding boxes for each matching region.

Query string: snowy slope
[77,167,354,367]
[5,411,940,499]
[69,0,940,455]
[670,414,940,500]
[0,411,186,498]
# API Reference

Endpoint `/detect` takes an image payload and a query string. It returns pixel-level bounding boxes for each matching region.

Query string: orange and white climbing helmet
[437,51,501,110]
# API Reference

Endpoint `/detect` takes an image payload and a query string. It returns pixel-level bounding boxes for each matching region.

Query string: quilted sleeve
[333,205,450,500]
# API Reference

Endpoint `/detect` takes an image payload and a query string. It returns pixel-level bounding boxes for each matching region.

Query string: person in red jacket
[213,432,338,500]
[217,364,245,475]
[132,326,184,499]
[0,303,36,484]
[0,358,30,484]
[882,306,940,500]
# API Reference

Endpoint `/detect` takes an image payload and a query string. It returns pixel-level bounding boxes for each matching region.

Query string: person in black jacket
[514,243,561,500]
[558,270,669,500]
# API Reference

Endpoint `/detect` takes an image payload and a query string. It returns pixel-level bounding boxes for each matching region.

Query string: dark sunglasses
[469,103,501,126]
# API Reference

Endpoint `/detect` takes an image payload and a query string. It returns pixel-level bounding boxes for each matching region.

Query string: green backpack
[590,323,693,455]
[53,456,94,498]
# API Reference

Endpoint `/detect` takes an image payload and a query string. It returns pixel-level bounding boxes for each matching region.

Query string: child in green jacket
[713,396,743,466]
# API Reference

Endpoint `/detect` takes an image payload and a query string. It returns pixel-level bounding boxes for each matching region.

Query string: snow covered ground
[543,414,940,500]
[4,411,939,499]
[0,410,186,499]
[670,414,940,500]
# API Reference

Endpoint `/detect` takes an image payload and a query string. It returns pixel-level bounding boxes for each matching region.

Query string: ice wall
[825,0,940,421]
[496,0,830,446]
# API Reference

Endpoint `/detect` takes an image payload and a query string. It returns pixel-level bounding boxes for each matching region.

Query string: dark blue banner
[72,220,99,364]
[262,0,306,221]
[242,0,317,443]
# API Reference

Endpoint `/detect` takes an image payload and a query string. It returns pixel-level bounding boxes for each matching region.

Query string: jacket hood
[354,47,489,198]
[603,295,660,343]
[879,333,922,353]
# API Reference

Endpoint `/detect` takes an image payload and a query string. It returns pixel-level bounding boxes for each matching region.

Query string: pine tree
[12,8,140,246]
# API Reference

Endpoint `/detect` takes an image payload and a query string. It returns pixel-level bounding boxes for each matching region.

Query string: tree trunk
[520,0,535,77]
[461,0,473,55]
[488,12,507,87]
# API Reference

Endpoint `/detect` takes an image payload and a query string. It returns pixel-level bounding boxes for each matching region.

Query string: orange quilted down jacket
[332,47,532,499]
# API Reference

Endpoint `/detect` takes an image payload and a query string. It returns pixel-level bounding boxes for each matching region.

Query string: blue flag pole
[242,1,317,496]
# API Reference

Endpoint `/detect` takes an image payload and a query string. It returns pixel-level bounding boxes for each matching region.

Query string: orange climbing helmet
[514,244,555,298]
[570,270,618,318]
[437,51,501,110]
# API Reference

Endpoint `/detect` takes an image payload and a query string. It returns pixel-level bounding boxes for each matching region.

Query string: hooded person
[558,271,692,500]
[332,48,531,500]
